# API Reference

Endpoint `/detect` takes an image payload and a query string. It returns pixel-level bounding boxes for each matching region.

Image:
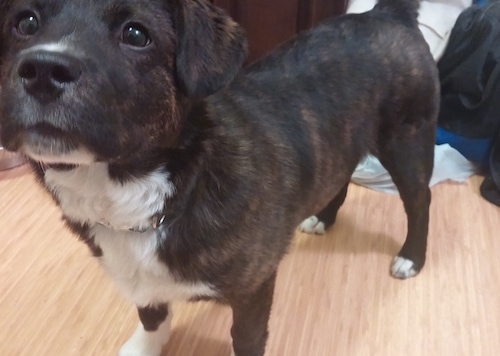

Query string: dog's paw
[390,256,419,279]
[119,322,170,356]
[298,216,326,235]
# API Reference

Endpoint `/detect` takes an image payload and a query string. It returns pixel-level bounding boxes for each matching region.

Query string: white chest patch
[44,163,175,231]
[44,163,217,305]
[92,225,217,306]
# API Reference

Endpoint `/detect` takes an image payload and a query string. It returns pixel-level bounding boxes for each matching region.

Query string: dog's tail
[373,0,420,28]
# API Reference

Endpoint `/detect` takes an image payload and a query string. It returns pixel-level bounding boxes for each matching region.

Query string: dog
[0,0,439,355]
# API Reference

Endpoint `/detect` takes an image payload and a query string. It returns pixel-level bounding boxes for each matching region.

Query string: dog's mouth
[13,124,95,165]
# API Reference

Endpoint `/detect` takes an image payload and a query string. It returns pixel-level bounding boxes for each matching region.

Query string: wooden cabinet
[212,0,348,63]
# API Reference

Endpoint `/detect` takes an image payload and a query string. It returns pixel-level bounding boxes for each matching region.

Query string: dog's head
[0,0,247,165]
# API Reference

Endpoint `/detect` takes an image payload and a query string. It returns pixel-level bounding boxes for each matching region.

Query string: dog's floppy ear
[0,1,13,77]
[173,0,248,98]
[0,1,11,69]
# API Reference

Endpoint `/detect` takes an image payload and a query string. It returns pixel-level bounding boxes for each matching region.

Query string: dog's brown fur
[0,1,439,355]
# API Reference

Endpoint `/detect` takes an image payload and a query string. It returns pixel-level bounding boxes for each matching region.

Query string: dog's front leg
[229,273,277,356]
[119,303,172,356]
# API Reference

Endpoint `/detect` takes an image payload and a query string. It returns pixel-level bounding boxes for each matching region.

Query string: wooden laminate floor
[1,165,499,356]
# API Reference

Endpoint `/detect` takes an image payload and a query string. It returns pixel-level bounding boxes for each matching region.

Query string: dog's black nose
[17,51,82,101]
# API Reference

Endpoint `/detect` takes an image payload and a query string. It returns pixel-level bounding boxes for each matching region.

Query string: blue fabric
[474,0,487,5]
[436,127,491,166]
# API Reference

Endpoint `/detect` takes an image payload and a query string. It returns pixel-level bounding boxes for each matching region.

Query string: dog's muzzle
[0,50,96,164]
[17,50,83,102]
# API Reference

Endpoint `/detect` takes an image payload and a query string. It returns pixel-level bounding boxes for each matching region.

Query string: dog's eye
[122,24,151,48]
[16,13,40,36]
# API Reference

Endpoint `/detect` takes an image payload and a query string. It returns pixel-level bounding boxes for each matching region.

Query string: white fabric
[352,144,477,194]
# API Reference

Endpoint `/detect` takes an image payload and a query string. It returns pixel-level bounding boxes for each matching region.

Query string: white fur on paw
[119,317,171,356]
[298,216,326,235]
[391,256,418,279]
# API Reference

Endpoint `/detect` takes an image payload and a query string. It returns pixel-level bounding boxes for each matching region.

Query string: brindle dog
[0,0,438,355]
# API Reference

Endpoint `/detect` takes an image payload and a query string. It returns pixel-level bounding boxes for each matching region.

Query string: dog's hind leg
[119,303,172,356]
[299,183,349,235]
[378,123,435,280]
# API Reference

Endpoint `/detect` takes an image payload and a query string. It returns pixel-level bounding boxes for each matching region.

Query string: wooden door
[212,0,348,63]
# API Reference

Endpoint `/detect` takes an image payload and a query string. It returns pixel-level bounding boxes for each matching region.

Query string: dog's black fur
[0,0,439,355]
